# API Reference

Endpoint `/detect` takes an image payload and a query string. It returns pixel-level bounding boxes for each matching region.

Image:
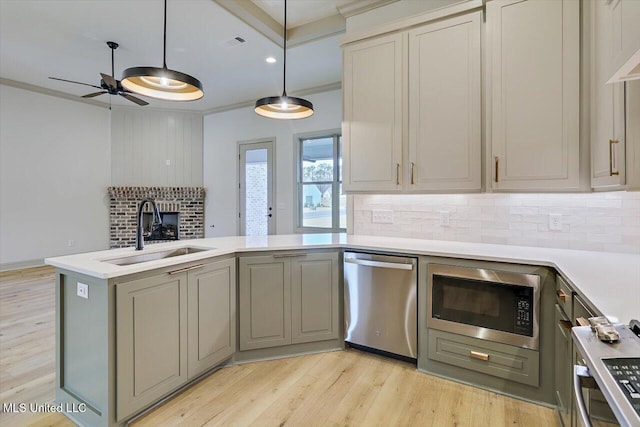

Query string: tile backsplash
[352,192,640,254]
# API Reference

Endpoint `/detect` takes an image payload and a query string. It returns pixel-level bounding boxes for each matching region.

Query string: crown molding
[0,77,108,109]
[336,0,400,18]
[213,0,345,47]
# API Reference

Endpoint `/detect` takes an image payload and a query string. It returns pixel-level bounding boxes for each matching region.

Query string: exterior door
[239,140,274,235]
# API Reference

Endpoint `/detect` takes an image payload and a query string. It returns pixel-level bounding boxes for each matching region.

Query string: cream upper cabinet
[591,0,626,189]
[408,12,481,191]
[343,32,404,192]
[487,0,580,191]
[343,12,481,193]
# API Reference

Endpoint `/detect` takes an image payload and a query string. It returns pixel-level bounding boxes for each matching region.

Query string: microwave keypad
[515,298,532,332]
[602,358,640,417]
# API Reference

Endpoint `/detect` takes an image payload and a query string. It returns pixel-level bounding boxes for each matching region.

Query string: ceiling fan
[49,41,148,106]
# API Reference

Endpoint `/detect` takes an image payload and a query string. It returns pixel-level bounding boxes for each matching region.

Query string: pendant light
[121,0,203,101]
[255,0,314,119]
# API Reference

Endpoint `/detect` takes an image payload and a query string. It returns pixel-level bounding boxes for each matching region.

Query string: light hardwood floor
[0,267,560,427]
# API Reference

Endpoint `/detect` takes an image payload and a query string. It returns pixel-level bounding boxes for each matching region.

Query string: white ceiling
[0,0,346,112]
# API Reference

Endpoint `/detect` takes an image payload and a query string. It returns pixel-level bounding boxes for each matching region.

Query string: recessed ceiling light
[266,57,277,64]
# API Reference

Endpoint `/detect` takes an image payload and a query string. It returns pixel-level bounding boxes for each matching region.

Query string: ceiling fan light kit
[121,0,203,102]
[255,0,314,119]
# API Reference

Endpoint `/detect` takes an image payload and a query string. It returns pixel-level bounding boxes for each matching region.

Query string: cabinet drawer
[556,275,573,318]
[428,329,539,387]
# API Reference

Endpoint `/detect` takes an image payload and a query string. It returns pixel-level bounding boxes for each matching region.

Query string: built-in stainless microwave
[427,264,541,350]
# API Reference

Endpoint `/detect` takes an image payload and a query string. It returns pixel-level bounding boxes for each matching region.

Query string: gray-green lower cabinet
[115,257,236,422]
[187,258,236,378]
[239,252,339,351]
[115,271,189,421]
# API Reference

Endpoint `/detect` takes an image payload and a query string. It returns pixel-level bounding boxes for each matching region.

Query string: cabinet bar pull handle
[575,317,590,327]
[557,289,569,302]
[410,162,415,185]
[494,156,499,183]
[609,139,619,176]
[396,163,400,185]
[560,320,573,331]
[470,351,490,361]
[273,252,308,258]
[168,264,205,275]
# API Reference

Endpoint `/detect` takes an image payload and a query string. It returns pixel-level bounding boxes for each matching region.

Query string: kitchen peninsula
[46,234,639,427]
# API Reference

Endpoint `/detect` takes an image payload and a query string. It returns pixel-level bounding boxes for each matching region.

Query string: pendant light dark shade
[121,0,203,101]
[255,0,313,119]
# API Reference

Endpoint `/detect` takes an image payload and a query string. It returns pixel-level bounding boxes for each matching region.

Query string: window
[296,131,345,232]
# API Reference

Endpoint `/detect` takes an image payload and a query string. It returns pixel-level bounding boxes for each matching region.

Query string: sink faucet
[136,198,162,250]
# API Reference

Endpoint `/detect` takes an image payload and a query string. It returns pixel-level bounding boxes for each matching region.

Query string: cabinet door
[291,253,340,344]
[116,272,188,421]
[488,0,580,190]
[238,255,290,351]
[343,32,404,192]
[408,12,481,191]
[591,0,626,188]
[187,258,236,379]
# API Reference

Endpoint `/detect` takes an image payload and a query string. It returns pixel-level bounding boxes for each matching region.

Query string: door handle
[396,163,400,185]
[410,162,415,185]
[494,156,499,183]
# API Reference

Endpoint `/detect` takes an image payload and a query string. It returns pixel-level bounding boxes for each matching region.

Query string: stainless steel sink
[101,247,211,266]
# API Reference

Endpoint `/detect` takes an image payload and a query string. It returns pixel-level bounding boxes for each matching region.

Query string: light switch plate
[77,282,89,299]
[372,209,393,224]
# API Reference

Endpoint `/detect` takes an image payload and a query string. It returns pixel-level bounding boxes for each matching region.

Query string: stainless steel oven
[427,264,541,350]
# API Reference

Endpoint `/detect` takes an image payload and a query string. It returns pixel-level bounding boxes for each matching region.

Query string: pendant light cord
[282,0,287,97]
[163,0,167,69]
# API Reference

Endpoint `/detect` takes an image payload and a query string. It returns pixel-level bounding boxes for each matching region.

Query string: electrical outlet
[67,239,75,247]
[549,213,562,231]
[372,209,393,224]
[77,282,89,299]
[439,211,450,227]
[165,159,171,166]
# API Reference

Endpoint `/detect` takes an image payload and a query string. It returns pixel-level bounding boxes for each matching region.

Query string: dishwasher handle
[344,257,414,270]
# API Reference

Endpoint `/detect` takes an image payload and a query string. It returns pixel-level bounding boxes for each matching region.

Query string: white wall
[203,89,342,237]
[0,85,111,269]
[111,107,203,186]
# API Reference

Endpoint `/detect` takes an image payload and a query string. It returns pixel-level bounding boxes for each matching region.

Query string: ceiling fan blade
[120,93,149,106]
[100,73,118,89]
[49,76,102,89]
[82,91,108,98]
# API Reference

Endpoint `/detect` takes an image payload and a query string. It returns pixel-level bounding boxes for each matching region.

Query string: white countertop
[45,233,640,324]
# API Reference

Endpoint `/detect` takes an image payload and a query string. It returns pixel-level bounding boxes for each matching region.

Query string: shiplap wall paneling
[111,108,203,186]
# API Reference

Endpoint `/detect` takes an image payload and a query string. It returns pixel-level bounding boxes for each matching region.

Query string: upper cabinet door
[608,0,640,82]
[408,12,482,191]
[488,0,580,191]
[343,32,404,192]
[591,0,626,189]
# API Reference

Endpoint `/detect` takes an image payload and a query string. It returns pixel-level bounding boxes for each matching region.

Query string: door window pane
[339,184,347,230]
[244,148,268,236]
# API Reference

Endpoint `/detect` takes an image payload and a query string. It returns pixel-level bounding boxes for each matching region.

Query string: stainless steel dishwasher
[344,252,417,360]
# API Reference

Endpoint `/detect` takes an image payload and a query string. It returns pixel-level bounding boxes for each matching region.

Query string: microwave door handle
[573,365,594,427]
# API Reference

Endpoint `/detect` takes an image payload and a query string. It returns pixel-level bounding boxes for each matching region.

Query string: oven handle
[573,365,594,427]
[344,258,414,270]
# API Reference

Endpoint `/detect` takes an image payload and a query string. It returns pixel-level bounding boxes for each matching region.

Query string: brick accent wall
[108,187,205,249]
